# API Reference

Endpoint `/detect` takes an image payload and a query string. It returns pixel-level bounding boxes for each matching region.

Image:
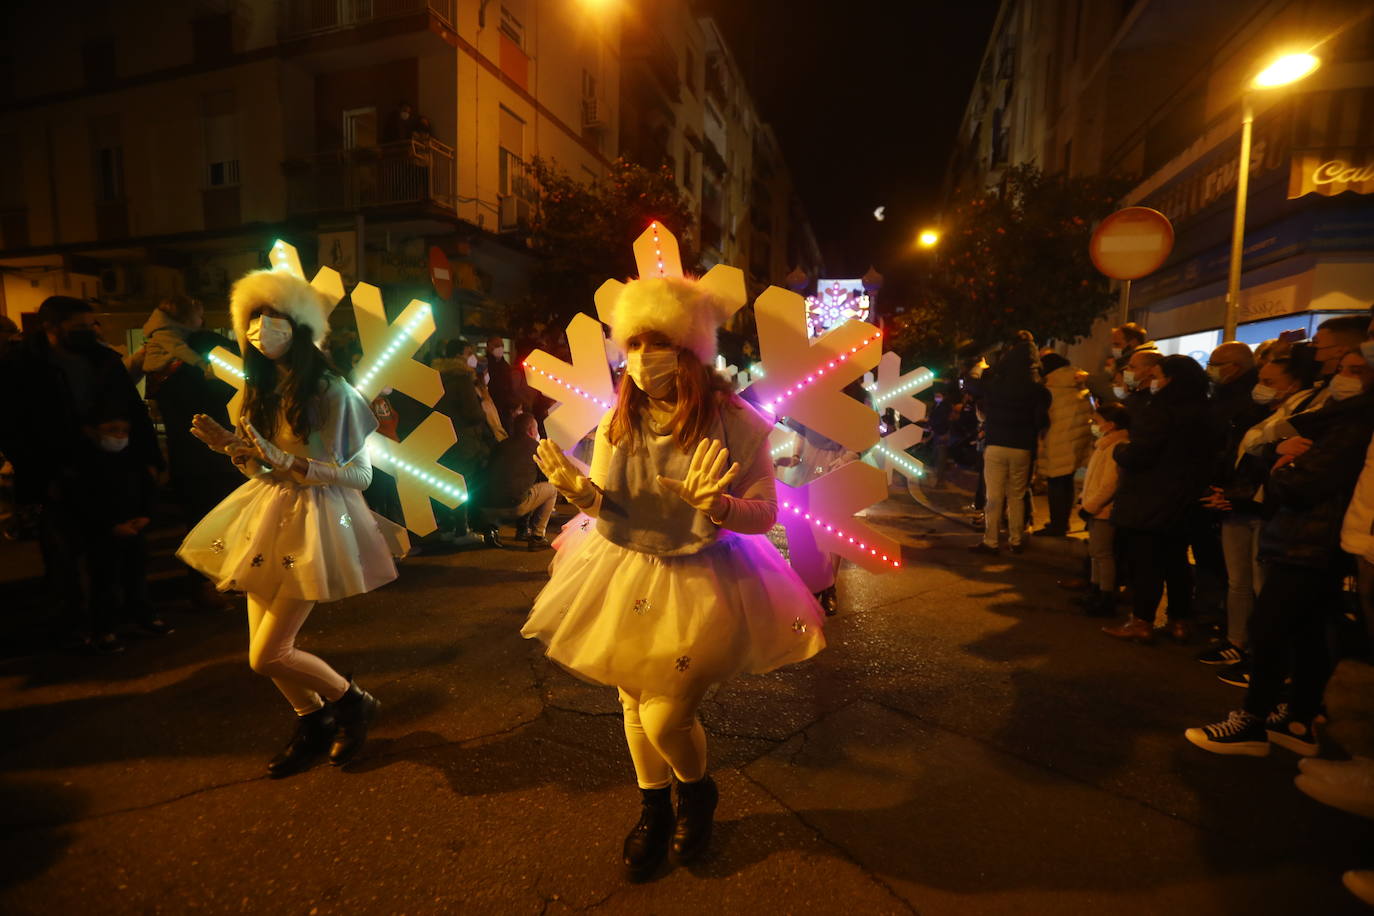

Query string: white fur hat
[607,276,737,365]
[230,268,332,354]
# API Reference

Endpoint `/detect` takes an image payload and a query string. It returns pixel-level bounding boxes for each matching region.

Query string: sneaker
[1196,640,1245,666]
[1344,870,1374,906]
[968,542,999,555]
[1008,543,1026,555]
[1265,704,1319,756]
[525,534,551,550]
[1217,661,1251,687]
[1185,710,1269,756]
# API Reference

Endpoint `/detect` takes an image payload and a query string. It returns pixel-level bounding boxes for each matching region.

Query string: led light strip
[650,221,666,276]
[870,369,937,406]
[781,500,900,568]
[356,304,432,391]
[874,442,925,479]
[523,361,614,410]
[209,351,245,380]
[367,437,467,503]
[761,330,883,414]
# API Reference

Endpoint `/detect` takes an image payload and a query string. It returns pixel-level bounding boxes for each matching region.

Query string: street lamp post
[1222,52,1320,341]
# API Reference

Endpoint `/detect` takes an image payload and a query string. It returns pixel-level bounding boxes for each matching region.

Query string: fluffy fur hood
[229,269,331,353]
[608,275,732,365]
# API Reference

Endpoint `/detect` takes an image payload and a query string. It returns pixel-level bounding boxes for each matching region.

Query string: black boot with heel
[622,786,674,880]
[267,705,336,778]
[670,775,719,865]
[329,679,380,766]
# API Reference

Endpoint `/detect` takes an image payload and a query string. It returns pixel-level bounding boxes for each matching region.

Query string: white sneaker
[1344,870,1374,906]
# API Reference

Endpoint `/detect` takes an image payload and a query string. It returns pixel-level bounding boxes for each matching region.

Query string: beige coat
[1080,428,1129,519]
[1038,365,1093,477]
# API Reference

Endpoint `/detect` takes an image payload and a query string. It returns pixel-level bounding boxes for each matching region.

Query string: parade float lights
[522,360,616,411]
[209,351,245,380]
[780,500,901,568]
[355,304,432,393]
[866,368,937,406]
[806,281,871,338]
[759,330,883,415]
[873,442,925,479]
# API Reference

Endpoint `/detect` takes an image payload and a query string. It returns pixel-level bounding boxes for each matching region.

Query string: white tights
[618,686,708,789]
[247,594,349,716]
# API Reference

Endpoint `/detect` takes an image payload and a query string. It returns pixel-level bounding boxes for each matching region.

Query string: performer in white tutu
[178,269,395,777]
[524,274,826,878]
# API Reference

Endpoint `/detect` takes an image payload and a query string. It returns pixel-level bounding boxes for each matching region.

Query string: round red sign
[428,246,454,300]
[1089,207,1175,280]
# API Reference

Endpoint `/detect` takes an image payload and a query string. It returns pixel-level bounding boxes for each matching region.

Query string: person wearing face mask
[1121,350,1164,415]
[177,268,397,778]
[485,335,518,434]
[1198,356,1307,679]
[1088,322,1159,404]
[1187,349,1374,758]
[1076,403,1131,617]
[525,272,825,879]
[0,296,163,652]
[1103,355,1214,645]
[69,408,173,653]
[431,338,491,548]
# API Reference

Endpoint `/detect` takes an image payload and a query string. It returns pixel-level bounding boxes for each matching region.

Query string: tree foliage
[903,165,1132,358]
[513,157,695,337]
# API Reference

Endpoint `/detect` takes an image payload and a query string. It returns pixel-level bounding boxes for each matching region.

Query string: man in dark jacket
[485,335,517,434]
[1187,350,1374,757]
[476,413,555,548]
[0,296,163,648]
[970,332,1048,555]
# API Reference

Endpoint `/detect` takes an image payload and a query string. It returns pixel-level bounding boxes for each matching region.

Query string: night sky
[700,0,1001,292]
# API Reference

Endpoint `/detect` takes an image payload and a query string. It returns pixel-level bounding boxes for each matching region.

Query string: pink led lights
[761,330,883,414]
[780,500,901,568]
[523,361,613,410]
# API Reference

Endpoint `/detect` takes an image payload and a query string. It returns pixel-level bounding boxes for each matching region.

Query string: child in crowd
[71,407,173,653]
[134,295,212,377]
[1078,402,1130,617]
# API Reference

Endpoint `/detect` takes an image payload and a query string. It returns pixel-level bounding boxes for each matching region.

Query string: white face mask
[1149,378,1163,394]
[1089,423,1104,439]
[1112,385,1128,400]
[99,435,129,453]
[1361,340,1374,368]
[1110,347,1123,359]
[1206,365,1225,384]
[626,348,678,398]
[1329,373,1364,401]
[466,354,478,369]
[1251,383,1280,405]
[1122,369,1137,389]
[247,315,294,359]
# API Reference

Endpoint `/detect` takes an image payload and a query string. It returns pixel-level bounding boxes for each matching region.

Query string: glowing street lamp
[917,229,940,249]
[1223,52,1320,340]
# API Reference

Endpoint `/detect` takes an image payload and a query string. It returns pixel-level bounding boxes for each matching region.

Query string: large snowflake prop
[863,351,936,484]
[209,240,466,537]
[523,223,903,575]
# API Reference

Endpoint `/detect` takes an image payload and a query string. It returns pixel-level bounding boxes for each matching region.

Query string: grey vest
[597,397,770,557]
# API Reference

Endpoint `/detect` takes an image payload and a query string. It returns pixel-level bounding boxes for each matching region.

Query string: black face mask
[62,329,101,352]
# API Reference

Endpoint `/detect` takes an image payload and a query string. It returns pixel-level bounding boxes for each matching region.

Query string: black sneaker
[1008,543,1026,555]
[1196,640,1245,666]
[525,534,551,550]
[1185,710,1269,756]
[1266,704,1319,756]
[968,542,999,555]
[1217,661,1251,687]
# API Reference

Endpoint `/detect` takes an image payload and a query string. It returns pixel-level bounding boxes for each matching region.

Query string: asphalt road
[1,497,1369,915]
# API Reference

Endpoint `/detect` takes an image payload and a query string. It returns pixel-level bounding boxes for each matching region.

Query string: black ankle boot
[328,679,379,766]
[670,775,718,864]
[267,706,335,778]
[622,786,673,880]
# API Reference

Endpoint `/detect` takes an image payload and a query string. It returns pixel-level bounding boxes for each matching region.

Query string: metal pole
[1223,94,1254,342]
[1119,278,1132,326]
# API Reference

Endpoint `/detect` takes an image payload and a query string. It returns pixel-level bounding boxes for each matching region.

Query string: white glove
[532,438,596,505]
[656,438,740,515]
[190,413,247,455]
[243,422,294,472]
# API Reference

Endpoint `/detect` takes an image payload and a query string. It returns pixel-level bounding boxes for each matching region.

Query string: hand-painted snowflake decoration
[208,239,465,537]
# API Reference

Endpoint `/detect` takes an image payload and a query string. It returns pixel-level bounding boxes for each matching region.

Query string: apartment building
[948,0,1374,362]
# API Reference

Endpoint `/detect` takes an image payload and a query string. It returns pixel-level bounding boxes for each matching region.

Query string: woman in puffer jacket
[1037,354,1093,536]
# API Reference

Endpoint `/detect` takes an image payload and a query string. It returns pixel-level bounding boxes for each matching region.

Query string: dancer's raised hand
[190,413,246,455]
[657,438,739,514]
[242,422,293,471]
[534,438,594,503]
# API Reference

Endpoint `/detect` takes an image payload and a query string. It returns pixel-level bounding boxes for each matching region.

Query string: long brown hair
[607,348,735,452]
[241,318,340,440]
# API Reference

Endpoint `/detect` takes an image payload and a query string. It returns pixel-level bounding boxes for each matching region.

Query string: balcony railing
[284,138,455,214]
[277,0,455,40]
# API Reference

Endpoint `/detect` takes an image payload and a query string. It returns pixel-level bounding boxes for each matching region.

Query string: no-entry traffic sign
[1090,207,1174,280]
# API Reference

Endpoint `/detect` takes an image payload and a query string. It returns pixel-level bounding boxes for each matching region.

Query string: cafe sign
[1289,147,1374,199]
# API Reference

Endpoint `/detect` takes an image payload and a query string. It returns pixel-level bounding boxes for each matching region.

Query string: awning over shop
[1290,147,1374,199]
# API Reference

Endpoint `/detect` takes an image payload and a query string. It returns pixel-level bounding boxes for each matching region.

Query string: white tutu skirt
[178,477,398,603]
[523,521,826,696]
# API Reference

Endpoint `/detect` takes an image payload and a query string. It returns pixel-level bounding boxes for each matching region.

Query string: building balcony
[284,138,456,215]
[277,0,455,41]
[622,22,681,104]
